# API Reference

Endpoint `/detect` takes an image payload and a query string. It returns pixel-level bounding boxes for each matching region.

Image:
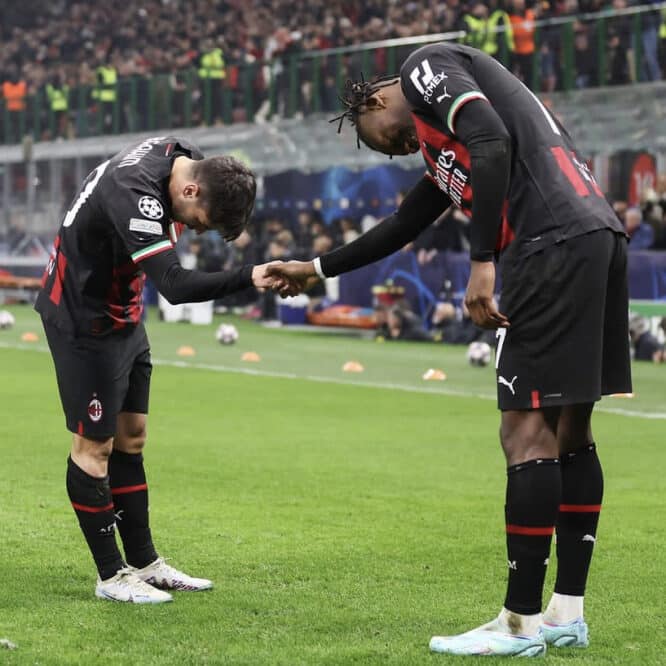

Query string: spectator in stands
[659,5,666,74]
[92,58,118,134]
[181,236,223,273]
[258,215,288,255]
[535,0,559,92]
[305,232,335,306]
[197,37,227,124]
[1,66,28,143]
[625,206,654,250]
[44,73,70,139]
[459,2,491,52]
[607,0,635,85]
[260,231,293,320]
[573,21,597,88]
[431,300,495,345]
[640,0,662,81]
[641,173,666,248]
[0,0,663,142]
[292,210,315,259]
[378,304,432,342]
[411,209,471,265]
[218,229,262,313]
[338,217,361,244]
[508,0,537,85]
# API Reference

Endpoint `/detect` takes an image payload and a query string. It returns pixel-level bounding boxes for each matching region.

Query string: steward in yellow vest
[92,65,117,103]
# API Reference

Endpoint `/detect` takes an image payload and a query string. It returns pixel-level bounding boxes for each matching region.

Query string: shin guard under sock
[66,456,124,580]
[504,458,561,615]
[108,450,157,569]
[554,443,603,596]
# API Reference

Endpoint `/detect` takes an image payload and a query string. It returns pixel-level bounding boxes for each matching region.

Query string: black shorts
[496,229,632,411]
[42,321,152,439]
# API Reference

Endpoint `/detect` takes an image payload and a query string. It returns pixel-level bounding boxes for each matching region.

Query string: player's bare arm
[465,260,509,329]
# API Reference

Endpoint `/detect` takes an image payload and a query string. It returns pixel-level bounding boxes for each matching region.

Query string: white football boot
[430,610,547,657]
[95,567,173,603]
[130,557,213,591]
[542,618,589,648]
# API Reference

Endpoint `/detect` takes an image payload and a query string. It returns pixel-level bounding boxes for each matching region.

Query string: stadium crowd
[2,0,666,141]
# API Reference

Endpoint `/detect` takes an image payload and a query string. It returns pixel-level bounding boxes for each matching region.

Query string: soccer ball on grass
[466,340,492,367]
[0,310,15,330]
[215,323,239,345]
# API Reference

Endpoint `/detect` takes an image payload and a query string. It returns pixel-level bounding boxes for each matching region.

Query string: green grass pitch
[0,305,664,665]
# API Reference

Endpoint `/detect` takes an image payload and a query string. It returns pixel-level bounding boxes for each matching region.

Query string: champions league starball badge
[137,196,164,219]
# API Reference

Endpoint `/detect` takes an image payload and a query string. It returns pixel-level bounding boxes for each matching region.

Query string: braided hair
[329,74,400,149]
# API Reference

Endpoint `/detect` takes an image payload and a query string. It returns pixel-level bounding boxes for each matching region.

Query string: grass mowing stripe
[2,340,664,420]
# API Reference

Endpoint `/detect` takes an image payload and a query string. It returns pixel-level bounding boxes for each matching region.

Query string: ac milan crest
[88,397,103,422]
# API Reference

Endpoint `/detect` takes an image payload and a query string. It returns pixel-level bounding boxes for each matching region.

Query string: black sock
[554,443,603,596]
[66,456,124,581]
[504,458,561,615]
[108,450,157,569]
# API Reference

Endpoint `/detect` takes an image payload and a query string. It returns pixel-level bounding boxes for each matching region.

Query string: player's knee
[499,411,558,465]
[71,435,113,475]
[114,413,147,453]
[557,403,594,453]
[116,425,147,454]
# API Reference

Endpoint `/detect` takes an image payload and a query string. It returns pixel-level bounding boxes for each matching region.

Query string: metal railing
[1,2,665,145]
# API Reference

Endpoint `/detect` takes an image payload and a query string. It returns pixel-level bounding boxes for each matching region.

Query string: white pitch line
[2,341,665,420]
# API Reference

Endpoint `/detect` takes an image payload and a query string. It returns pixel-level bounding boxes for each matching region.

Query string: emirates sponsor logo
[432,149,468,207]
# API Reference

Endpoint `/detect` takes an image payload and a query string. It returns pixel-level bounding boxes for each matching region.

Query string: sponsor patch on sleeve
[129,218,164,235]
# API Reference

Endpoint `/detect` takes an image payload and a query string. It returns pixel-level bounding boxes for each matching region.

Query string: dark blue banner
[260,165,423,223]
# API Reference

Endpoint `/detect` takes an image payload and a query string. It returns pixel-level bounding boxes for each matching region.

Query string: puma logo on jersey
[436,88,451,103]
[508,560,518,570]
[498,375,518,395]
[582,534,596,543]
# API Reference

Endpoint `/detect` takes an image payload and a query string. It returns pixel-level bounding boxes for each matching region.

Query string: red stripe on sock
[506,524,554,536]
[71,501,114,513]
[111,483,148,496]
[559,503,602,513]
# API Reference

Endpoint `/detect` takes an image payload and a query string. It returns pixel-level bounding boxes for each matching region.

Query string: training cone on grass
[21,332,39,342]
[177,345,196,357]
[342,361,364,373]
[241,351,261,362]
[422,368,447,381]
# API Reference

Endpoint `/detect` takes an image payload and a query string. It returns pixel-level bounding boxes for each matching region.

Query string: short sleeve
[401,44,489,135]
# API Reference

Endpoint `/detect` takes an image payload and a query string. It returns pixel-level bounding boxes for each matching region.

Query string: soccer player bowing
[269,43,631,656]
[36,137,294,603]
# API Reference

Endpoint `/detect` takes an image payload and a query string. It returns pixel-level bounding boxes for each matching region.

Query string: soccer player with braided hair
[269,42,631,656]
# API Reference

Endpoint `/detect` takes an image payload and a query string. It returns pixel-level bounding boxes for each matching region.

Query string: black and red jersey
[400,43,624,258]
[35,137,202,335]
